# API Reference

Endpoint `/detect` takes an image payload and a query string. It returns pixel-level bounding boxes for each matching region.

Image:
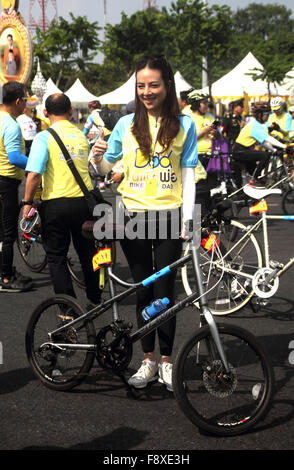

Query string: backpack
[99,106,123,131]
[206,138,231,174]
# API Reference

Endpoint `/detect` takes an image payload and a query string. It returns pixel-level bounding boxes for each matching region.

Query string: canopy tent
[42,78,63,103]
[64,79,101,107]
[174,71,193,96]
[199,52,290,103]
[97,74,136,105]
[280,67,294,101]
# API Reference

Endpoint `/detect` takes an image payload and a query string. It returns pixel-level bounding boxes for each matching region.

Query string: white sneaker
[128,360,158,388]
[158,363,173,392]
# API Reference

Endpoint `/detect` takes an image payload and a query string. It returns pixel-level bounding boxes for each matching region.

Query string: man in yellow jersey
[188,90,220,155]
[0,81,33,292]
[23,93,102,306]
[187,90,221,211]
[268,97,292,142]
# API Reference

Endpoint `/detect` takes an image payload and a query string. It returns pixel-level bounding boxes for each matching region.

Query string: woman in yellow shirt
[92,55,198,392]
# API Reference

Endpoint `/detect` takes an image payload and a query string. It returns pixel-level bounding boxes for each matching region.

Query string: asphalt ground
[0,185,293,461]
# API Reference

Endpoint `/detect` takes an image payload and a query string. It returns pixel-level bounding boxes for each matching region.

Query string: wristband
[21,200,34,206]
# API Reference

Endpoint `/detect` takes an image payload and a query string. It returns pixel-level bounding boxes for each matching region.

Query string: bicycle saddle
[82,220,125,241]
[243,184,282,200]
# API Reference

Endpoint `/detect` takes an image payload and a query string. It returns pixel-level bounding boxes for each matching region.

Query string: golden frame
[0,12,33,84]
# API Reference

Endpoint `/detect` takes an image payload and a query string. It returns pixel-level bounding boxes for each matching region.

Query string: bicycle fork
[190,242,230,373]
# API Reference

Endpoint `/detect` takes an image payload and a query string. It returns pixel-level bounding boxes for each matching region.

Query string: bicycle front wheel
[181,220,263,315]
[282,187,294,215]
[173,324,273,436]
[17,210,47,272]
[26,295,96,391]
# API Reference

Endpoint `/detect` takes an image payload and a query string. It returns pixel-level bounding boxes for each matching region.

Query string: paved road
[0,188,293,459]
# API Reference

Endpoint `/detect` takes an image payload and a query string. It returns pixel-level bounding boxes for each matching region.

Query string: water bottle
[142,298,170,321]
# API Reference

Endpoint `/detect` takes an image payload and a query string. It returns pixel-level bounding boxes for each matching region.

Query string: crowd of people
[0,57,293,392]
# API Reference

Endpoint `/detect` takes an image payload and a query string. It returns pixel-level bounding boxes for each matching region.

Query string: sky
[18,0,294,31]
[14,0,294,64]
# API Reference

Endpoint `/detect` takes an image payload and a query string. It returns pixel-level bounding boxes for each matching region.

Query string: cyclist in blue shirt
[0,81,32,292]
[232,102,286,187]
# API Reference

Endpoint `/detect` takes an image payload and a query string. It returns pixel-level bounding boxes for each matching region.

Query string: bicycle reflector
[201,233,220,253]
[249,200,268,215]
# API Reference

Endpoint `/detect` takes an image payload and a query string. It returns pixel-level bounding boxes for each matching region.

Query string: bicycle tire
[181,220,263,315]
[282,187,294,215]
[26,295,96,391]
[17,209,47,273]
[173,323,274,436]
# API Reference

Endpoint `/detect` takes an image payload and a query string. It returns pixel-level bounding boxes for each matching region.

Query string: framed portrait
[0,10,33,84]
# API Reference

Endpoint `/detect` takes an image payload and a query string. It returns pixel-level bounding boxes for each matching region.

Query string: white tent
[97,73,136,105]
[174,71,193,96]
[65,78,101,107]
[280,67,294,97]
[199,52,290,102]
[42,78,63,103]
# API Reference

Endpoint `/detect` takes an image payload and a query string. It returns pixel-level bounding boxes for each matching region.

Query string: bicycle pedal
[255,298,271,307]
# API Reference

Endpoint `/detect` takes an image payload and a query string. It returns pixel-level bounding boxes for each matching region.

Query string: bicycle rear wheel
[181,220,263,315]
[173,324,273,436]
[26,295,96,391]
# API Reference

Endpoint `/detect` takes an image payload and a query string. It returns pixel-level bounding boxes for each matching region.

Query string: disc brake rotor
[203,360,237,398]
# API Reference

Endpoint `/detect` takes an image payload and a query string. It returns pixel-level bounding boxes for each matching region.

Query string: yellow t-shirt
[26,120,93,200]
[191,112,215,153]
[268,112,292,142]
[104,113,198,212]
[0,110,25,180]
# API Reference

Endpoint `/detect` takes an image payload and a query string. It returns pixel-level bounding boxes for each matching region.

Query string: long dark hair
[132,55,180,158]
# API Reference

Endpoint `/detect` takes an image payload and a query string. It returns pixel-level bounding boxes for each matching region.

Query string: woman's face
[136,66,168,117]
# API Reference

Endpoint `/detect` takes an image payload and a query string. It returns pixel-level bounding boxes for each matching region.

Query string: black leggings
[0,176,20,278]
[120,217,182,357]
[231,143,271,188]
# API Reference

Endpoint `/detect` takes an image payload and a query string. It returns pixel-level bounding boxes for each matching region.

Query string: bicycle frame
[43,239,230,373]
[212,204,294,283]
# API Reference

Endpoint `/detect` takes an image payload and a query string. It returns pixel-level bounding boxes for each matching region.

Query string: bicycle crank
[95,322,133,372]
[252,268,279,298]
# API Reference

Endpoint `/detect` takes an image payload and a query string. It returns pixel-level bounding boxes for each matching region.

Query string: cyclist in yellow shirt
[267,97,292,142]
[92,55,198,392]
[188,90,220,155]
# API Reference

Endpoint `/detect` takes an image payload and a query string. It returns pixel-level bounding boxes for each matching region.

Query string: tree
[33,14,101,89]
[161,0,234,89]
[231,3,294,93]
[233,3,294,40]
[101,9,166,78]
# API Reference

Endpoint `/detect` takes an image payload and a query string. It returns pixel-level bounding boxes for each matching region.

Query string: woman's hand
[92,128,108,162]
